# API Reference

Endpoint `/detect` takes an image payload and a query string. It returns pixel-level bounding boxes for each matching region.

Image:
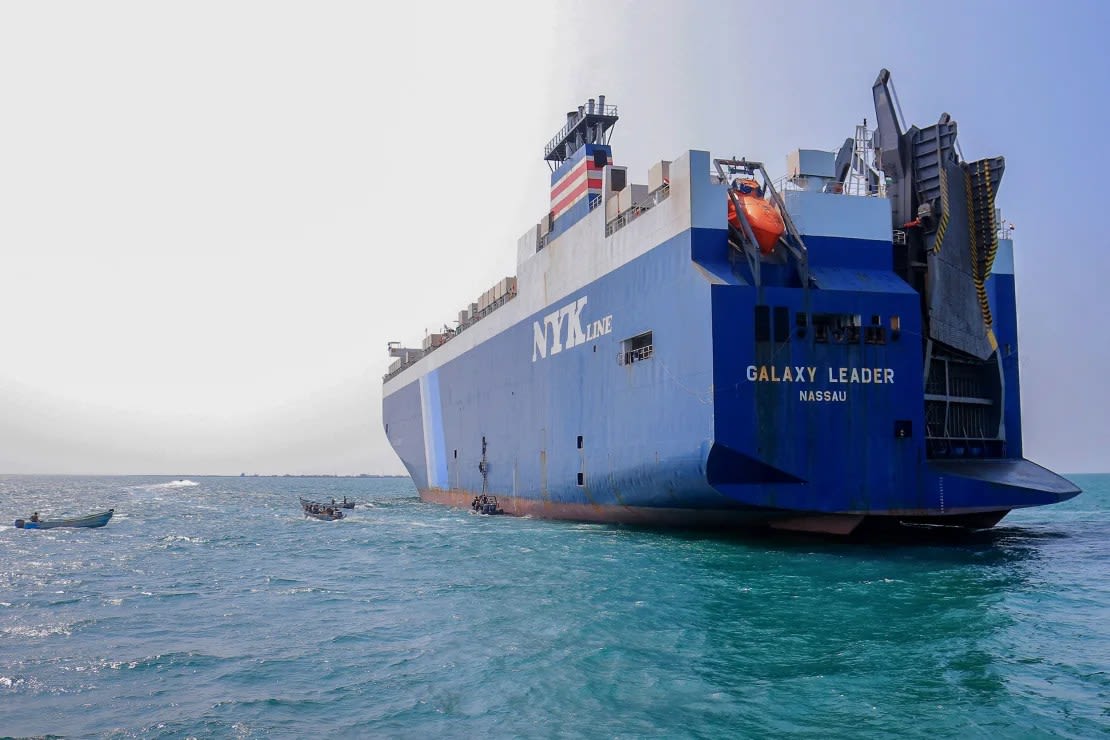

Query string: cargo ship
[381,69,1079,535]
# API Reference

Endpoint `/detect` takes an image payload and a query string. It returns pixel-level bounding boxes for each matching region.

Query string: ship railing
[773,175,888,198]
[429,290,519,344]
[617,344,653,366]
[605,184,670,237]
[383,291,519,383]
[470,291,517,321]
[997,219,1015,241]
[382,354,422,382]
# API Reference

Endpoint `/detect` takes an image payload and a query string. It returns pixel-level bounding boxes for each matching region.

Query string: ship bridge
[543,96,618,167]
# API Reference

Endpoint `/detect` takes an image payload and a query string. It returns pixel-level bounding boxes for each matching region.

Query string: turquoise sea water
[0,474,1107,739]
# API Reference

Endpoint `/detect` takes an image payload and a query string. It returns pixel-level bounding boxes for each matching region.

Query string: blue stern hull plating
[383,224,1077,534]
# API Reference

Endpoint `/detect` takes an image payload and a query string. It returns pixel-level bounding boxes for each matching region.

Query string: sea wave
[149,479,200,489]
[0,473,1104,739]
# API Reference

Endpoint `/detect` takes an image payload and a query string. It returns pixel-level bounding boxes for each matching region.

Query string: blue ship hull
[382,73,1079,535]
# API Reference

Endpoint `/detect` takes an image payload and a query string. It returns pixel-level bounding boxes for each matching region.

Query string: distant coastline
[0,473,411,478]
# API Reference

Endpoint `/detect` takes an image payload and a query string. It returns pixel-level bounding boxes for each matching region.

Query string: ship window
[865,316,886,344]
[610,168,626,192]
[795,313,808,338]
[619,331,653,365]
[754,305,770,342]
[890,315,902,339]
[577,435,583,449]
[454,449,457,459]
[846,315,861,343]
[577,472,585,486]
[813,313,864,344]
[773,306,790,343]
[814,318,828,343]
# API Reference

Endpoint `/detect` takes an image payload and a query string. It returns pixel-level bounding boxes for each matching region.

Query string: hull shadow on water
[589,516,1068,563]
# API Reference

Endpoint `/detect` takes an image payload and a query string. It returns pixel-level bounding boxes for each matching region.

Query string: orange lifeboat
[727,178,785,254]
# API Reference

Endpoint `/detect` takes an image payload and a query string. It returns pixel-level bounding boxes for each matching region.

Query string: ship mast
[543,96,618,172]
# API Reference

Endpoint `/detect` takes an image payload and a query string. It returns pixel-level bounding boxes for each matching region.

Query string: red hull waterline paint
[420,488,1006,535]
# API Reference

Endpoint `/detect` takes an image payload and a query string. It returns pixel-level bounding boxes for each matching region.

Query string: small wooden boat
[300,497,344,521]
[15,509,114,529]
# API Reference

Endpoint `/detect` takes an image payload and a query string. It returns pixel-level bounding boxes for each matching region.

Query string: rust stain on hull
[421,488,1013,533]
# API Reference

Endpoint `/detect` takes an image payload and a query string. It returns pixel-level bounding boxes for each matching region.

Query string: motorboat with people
[299,498,344,521]
[470,495,504,515]
[15,509,114,529]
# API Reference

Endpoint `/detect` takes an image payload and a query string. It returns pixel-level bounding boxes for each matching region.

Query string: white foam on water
[150,479,200,489]
[1,622,73,638]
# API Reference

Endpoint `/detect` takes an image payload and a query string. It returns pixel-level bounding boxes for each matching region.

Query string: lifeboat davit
[727,178,785,254]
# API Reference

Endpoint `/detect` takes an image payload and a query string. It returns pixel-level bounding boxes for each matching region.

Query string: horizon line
[0,472,412,478]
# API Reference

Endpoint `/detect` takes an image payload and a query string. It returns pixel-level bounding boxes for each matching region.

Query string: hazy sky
[1,1,1107,475]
